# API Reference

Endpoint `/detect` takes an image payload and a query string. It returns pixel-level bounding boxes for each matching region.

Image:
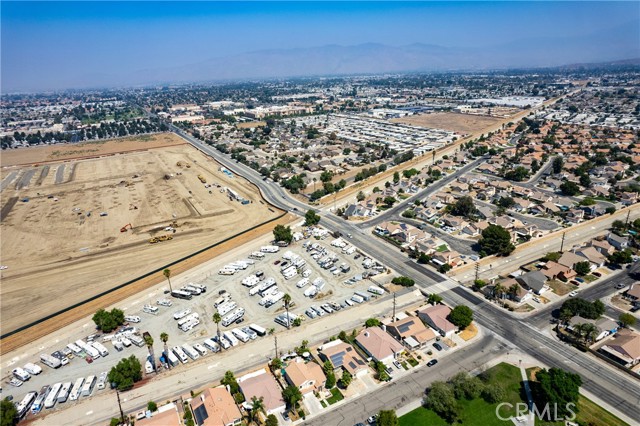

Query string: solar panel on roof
[193,405,209,425]
[397,321,413,333]
[330,352,345,367]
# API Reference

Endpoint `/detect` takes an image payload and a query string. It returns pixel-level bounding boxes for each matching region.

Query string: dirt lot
[391,112,503,135]
[0,133,185,167]
[0,141,281,338]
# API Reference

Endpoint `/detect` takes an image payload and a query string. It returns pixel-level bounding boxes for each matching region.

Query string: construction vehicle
[149,234,173,244]
[198,175,207,184]
[120,223,132,233]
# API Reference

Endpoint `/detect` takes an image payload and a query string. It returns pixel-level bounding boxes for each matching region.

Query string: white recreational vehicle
[69,378,85,401]
[182,344,200,361]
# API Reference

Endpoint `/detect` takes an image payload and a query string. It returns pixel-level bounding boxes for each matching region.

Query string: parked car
[393,360,402,369]
[433,343,443,351]
[569,291,578,297]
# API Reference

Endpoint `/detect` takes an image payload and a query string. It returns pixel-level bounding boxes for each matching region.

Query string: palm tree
[144,334,156,373]
[248,396,265,425]
[213,313,222,347]
[508,284,519,301]
[312,177,317,192]
[163,268,173,293]
[160,332,169,369]
[283,293,292,329]
[493,284,505,303]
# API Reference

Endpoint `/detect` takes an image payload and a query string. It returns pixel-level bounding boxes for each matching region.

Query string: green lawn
[403,363,629,426]
[326,388,344,405]
[407,357,419,367]
[436,244,449,252]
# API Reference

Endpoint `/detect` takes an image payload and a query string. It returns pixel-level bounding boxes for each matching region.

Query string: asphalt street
[174,128,640,423]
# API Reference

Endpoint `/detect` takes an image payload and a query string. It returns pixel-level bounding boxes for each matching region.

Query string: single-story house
[417,305,457,338]
[516,270,549,295]
[599,329,640,367]
[317,340,368,377]
[385,316,437,349]
[284,358,326,394]
[558,251,586,270]
[137,403,182,426]
[190,387,242,426]
[568,316,619,341]
[355,327,405,365]
[607,233,629,251]
[575,246,607,268]
[238,369,286,414]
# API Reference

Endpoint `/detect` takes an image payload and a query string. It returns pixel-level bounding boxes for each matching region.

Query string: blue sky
[2,2,639,92]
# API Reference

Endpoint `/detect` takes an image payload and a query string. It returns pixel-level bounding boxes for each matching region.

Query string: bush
[92,308,125,333]
[147,401,158,412]
[365,318,381,327]
[391,276,415,287]
[108,355,142,391]
[482,383,506,403]
[448,305,473,329]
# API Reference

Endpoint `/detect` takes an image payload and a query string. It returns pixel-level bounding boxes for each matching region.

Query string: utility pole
[625,210,630,229]
[475,262,480,282]
[274,336,278,359]
[560,231,566,253]
[392,293,397,322]
[115,387,125,424]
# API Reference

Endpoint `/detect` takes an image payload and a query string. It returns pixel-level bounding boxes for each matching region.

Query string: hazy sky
[2,1,639,92]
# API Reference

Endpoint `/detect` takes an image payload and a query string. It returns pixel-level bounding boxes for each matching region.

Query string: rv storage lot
[0,139,279,337]
[391,112,503,135]
[1,231,391,420]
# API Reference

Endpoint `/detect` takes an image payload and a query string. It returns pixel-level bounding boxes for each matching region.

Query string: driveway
[303,392,324,416]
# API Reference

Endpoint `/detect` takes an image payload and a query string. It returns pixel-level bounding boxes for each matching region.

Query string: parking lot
[2,226,390,420]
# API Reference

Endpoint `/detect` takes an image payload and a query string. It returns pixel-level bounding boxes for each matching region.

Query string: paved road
[527,269,639,330]
[172,127,640,422]
[361,156,488,228]
[304,334,504,426]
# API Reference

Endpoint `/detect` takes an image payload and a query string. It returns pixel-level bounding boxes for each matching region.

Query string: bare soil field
[0,141,281,338]
[391,112,503,135]
[0,133,185,167]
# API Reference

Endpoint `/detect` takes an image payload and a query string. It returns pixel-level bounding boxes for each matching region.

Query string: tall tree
[248,396,265,425]
[160,332,169,369]
[377,410,399,426]
[212,313,222,346]
[479,224,515,256]
[144,334,156,373]
[283,294,292,329]
[163,268,173,293]
[535,368,582,420]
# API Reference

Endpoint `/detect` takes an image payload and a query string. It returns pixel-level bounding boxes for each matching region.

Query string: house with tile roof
[355,327,405,365]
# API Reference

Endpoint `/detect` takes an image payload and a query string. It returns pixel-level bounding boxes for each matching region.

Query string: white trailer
[304,286,318,297]
[173,308,192,320]
[250,278,276,296]
[241,275,260,287]
[130,335,145,347]
[296,278,309,288]
[143,304,159,315]
[182,343,200,360]
[83,344,100,359]
[81,375,96,397]
[57,382,72,403]
[40,353,61,369]
[231,328,250,343]
[112,340,124,352]
[221,308,245,327]
[24,363,42,375]
[91,341,109,357]
[69,378,85,401]
[265,291,285,308]
[223,331,239,347]
[16,391,37,419]
[203,339,220,353]
[177,312,199,327]
[66,343,83,355]
[368,285,385,295]
[12,367,30,382]
[166,350,180,367]
[355,291,371,301]
[313,278,326,291]
[351,294,364,304]
[213,295,230,307]
[193,343,208,356]
[218,268,236,275]
[260,245,279,253]
[172,346,189,364]
[217,301,237,316]
[44,383,62,409]
[249,324,267,337]
[249,251,265,259]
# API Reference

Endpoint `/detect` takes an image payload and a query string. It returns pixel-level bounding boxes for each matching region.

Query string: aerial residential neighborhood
[1,2,640,426]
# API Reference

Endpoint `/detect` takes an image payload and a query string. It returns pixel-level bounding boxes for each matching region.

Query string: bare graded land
[391,112,503,135]
[0,133,185,167]
[0,142,281,337]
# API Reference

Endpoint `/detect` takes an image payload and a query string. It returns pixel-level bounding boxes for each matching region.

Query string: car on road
[569,291,578,297]
[427,359,438,367]
[615,283,626,289]
[347,233,353,238]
